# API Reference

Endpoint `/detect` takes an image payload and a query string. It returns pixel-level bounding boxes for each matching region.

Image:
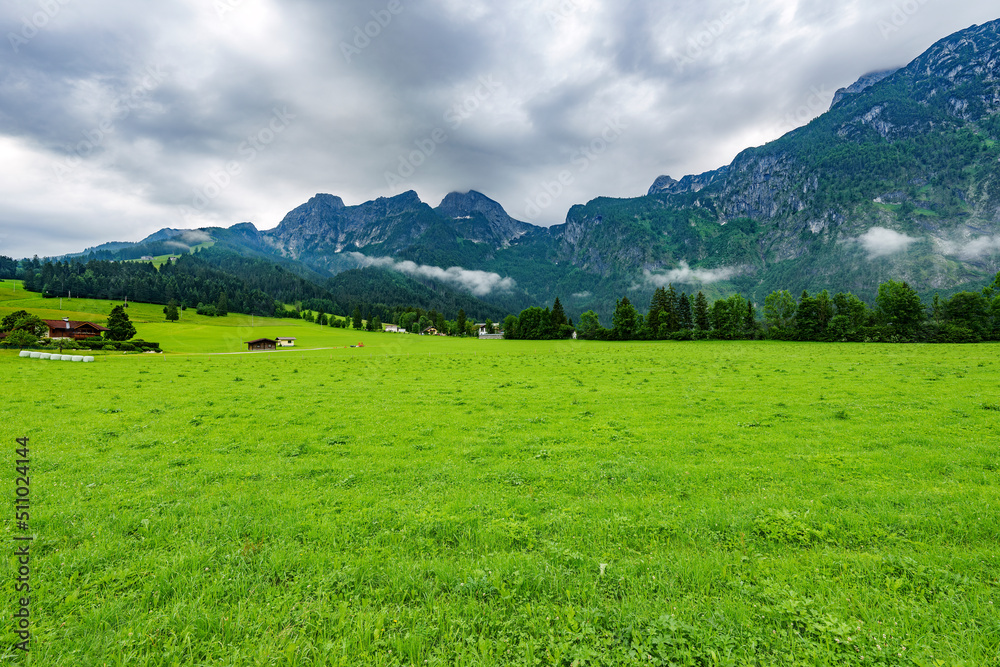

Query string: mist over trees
[505,273,1000,344]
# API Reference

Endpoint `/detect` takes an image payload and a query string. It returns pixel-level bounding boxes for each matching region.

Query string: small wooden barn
[246,338,277,351]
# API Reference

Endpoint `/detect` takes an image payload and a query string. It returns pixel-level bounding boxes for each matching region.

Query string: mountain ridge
[59,19,1000,319]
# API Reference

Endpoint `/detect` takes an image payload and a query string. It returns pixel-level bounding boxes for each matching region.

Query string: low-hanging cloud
[2,1,998,258]
[856,227,918,258]
[349,253,516,296]
[643,262,739,287]
[162,230,211,251]
[179,230,213,244]
[951,235,1000,260]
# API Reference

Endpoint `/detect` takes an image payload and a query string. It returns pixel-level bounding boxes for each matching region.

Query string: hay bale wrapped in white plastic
[29,352,42,358]
[61,355,73,361]
[39,353,51,359]
[19,351,31,358]
[71,355,84,362]
[83,356,95,362]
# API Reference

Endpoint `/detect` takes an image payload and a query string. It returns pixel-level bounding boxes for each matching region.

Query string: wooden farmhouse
[42,318,110,340]
[246,338,277,351]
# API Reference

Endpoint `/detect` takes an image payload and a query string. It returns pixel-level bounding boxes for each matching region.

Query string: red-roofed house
[42,318,110,340]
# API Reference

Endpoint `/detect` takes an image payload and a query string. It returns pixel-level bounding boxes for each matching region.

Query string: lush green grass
[0,282,417,355]
[3,334,999,665]
[119,241,215,267]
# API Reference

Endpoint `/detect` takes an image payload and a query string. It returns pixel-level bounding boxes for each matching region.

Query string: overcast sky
[0,0,996,259]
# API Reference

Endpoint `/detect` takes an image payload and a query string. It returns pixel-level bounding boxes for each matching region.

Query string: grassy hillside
[2,329,999,664]
[1,280,464,355]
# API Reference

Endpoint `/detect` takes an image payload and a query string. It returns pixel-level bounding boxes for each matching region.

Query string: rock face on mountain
[831,69,900,109]
[435,190,535,247]
[265,192,426,257]
[92,20,1000,318]
[623,19,1000,304]
[647,168,728,196]
[263,189,538,261]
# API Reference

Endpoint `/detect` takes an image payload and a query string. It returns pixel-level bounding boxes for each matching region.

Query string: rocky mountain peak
[435,190,535,247]
[437,190,514,223]
[647,168,728,197]
[830,68,901,109]
[307,193,346,209]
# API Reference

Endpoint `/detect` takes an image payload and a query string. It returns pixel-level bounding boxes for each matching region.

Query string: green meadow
[2,283,1000,665]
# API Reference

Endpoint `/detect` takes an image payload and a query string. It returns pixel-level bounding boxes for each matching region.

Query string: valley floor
[3,338,999,665]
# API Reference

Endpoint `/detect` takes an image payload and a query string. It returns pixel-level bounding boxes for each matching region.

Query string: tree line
[12,252,499,325]
[504,274,1000,343]
[299,305,493,338]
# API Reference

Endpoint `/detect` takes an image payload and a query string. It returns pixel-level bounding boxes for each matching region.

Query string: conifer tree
[647,287,668,338]
[677,292,693,330]
[216,291,228,316]
[744,300,757,339]
[694,291,710,331]
[664,284,679,333]
[611,297,639,340]
[106,304,136,341]
[550,297,568,328]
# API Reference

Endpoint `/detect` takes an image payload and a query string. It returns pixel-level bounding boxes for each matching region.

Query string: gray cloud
[643,262,740,286]
[348,253,516,296]
[856,227,919,258]
[0,0,998,257]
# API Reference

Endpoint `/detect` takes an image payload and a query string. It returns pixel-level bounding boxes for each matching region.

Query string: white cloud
[951,236,1000,260]
[856,227,918,258]
[572,291,592,298]
[2,1,999,257]
[178,230,213,244]
[643,261,740,286]
[348,253,516,296]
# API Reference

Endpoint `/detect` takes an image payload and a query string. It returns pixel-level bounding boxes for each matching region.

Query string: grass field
[3,286,1000,665]
[0,279,418,355]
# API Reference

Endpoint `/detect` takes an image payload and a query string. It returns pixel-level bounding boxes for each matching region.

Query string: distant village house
[42,318,110,340]
[276,337,297,347]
